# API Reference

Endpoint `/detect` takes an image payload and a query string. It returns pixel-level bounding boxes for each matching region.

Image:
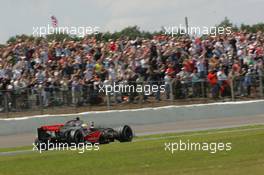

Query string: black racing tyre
[116,125,133,142]
[69,129,84,144]
[99,128,115,144]
[99,135,110,144]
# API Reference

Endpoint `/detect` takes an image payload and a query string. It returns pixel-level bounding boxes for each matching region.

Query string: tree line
[4,17,264,45]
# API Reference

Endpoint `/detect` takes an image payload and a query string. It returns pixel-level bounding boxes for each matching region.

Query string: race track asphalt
[1,114,264,148]
[1,100,264,148]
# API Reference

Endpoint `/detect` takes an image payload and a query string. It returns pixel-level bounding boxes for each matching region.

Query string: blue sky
[0,0,263,43]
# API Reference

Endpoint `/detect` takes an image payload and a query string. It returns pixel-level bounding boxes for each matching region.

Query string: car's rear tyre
[99,128,115,144]
[116,125,133,142]
[69,129,84,144]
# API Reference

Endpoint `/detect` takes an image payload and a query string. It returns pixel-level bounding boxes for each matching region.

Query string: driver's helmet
[81,123,89,129]
[90,121,94,129]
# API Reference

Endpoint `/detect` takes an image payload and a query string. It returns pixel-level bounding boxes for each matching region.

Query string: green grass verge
[0,125,264,175]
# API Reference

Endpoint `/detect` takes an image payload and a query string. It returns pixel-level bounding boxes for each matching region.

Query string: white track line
[1,99,264,121]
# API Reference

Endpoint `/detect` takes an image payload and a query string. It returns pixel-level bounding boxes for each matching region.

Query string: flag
[51,15,58,27]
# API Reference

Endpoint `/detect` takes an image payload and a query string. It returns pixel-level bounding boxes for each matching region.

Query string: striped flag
[51,15,58,27]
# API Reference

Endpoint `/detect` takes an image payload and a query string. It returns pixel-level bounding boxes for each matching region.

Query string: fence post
[39,91,44,115]
[169,79,174,101]
[140,81,144,105]
[106,93,110,110]
[26,88,30,109]
[259,69,263,98]
[3,92,8,113]
[230,75,235,101]
[106,82,111,110]
[201,79,205,98]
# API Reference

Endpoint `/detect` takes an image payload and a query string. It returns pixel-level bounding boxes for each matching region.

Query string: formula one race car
[35,117,133,149]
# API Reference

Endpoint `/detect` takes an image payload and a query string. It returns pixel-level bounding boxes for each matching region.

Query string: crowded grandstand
[0,29,263,112]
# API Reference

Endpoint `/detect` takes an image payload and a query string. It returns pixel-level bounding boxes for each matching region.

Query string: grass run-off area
[0,125,264,175]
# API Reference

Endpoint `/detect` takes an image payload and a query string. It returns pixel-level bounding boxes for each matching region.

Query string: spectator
[190,69,201,97]
[208,69,219,98]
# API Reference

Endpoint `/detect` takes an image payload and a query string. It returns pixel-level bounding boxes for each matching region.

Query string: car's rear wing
[37,128,51,141]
